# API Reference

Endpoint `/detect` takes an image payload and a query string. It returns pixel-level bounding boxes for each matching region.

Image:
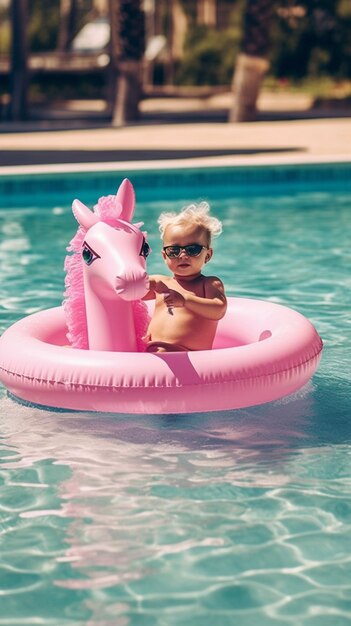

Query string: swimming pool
[0,164,350,625]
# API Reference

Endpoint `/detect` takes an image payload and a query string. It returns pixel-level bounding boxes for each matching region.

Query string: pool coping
[0,152,350,177]
[1,153,350,210]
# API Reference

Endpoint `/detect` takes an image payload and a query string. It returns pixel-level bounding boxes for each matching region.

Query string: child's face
[162,223,213,277]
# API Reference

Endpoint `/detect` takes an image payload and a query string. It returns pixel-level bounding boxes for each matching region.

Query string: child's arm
[184,277,227,320]
[142,274,162,300]
[153,277,227,320]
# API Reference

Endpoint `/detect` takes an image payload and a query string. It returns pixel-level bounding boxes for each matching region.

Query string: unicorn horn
[116,179,135,222]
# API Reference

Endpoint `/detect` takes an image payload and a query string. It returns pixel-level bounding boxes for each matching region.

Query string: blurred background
[1,0,351,125]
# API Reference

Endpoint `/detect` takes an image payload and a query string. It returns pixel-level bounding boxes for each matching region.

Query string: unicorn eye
[82,242,99,265]
[140,239,150,258]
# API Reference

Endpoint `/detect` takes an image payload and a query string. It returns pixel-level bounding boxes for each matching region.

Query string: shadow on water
[1,373,350,465]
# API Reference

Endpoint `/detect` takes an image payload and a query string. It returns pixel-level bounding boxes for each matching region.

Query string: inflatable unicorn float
[0,179,323,414]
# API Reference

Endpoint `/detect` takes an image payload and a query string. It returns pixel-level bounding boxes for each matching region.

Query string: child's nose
[179,248,188,257]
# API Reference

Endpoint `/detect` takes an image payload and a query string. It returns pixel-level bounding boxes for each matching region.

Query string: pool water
[0,179,350,625]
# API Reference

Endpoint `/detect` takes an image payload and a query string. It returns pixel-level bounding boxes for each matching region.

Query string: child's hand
[163,288,185,309]
[150,280,185,310]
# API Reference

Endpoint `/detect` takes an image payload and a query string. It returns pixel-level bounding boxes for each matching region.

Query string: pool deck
[1,91,351,174]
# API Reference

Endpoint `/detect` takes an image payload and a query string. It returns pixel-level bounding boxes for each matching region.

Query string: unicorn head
[64,179,150,352]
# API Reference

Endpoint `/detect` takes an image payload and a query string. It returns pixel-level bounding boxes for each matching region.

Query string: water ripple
[0,189,351,624]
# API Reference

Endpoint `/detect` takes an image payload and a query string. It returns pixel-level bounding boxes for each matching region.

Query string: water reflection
[0,390,312,595]
[1,373,349,482]
[0,378,347,571]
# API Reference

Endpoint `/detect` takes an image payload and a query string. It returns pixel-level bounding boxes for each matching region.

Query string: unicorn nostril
[115,276,126,294]
[115,271,149,299]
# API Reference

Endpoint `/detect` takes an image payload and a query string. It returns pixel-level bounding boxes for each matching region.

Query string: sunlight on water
[0,183,350,625]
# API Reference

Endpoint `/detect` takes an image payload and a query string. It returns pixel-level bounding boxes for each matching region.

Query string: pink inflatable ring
[0,297,323,414]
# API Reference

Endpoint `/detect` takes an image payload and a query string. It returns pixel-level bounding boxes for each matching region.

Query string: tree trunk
[111,60,142,125]
[10,0,28,121]
[229,53,269,122]
[229,0,275,122]
[197,0,216,26]
[57,0,78,52]
[108,0,145,126]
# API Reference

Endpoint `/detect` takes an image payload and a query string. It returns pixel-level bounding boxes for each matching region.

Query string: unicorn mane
[63,194,149,351]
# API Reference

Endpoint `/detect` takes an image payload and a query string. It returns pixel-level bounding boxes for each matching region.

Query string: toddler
[143,202,227,352]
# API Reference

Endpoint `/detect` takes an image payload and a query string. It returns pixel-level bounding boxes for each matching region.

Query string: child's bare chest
[168,277,206,298]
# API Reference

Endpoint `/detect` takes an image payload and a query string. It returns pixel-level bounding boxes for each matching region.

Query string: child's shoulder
[149,273,170,282]
[203,274,224,285]
[203,274,226,295]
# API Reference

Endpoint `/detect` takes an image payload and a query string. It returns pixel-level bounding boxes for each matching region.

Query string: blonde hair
[158,202,222,242]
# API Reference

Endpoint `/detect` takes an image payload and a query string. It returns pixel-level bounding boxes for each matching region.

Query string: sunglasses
[163,244,208,258]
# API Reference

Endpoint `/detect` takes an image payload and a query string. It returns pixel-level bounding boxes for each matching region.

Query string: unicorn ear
[115,178,135,222]
[72,199,99,231]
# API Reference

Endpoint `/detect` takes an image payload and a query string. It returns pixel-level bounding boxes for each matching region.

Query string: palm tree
[109,0,145,126]
[229,0,275,122]
[57,0,78,52]
[10,0,29,120]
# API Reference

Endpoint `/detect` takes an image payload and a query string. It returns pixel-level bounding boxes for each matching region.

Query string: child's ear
[205,248,213,263]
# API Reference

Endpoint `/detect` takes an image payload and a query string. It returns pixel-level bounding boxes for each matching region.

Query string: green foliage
[178,0,197,23]
[269,1,351,80]
[3,0,351,86]
[175,0,244,85]
[0,21,10,55]
[176,0,351,85]
[175,24,240,86]
[27,0,93,51]
[0,3,10,55]
[28,0,61,51]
